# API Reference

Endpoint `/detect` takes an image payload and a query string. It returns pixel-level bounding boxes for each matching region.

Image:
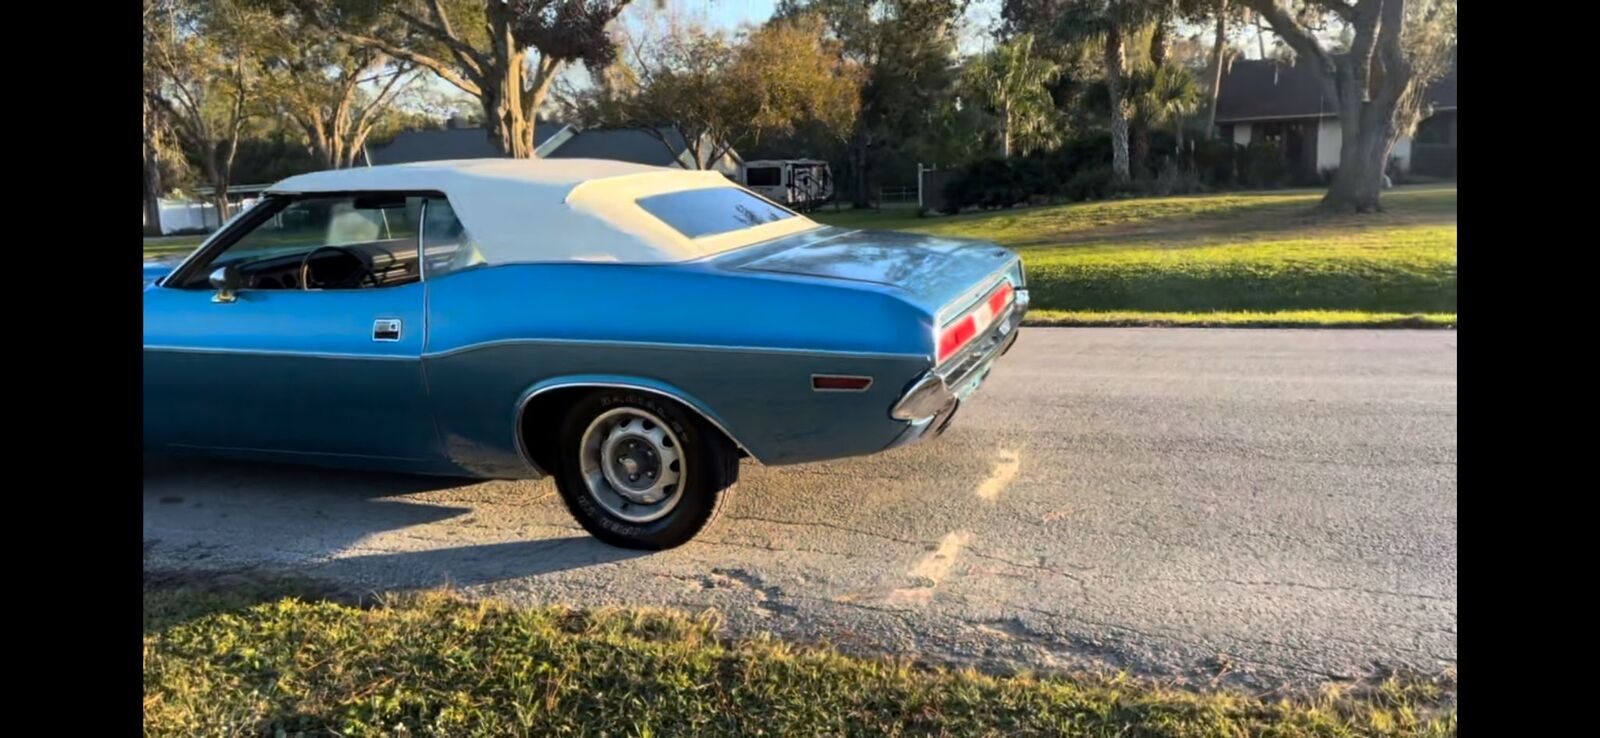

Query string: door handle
[373,318,402,342]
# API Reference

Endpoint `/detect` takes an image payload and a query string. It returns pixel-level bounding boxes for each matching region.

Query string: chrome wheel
[578,407,685,523]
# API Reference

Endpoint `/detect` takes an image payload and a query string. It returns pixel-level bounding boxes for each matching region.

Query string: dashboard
[236,239,421,290]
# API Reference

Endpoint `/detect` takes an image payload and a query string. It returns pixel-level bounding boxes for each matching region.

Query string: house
[366,115,742,176]
[542,126,742,177]
[1214,57,1457,180]
[365,115,569,164]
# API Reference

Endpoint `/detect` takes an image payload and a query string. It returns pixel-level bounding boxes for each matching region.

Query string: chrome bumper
[890,288,1028,430]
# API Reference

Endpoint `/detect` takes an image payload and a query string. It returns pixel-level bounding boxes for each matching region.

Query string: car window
[182,194,424,290]
[419,196,488,278]
[635,187,797,240]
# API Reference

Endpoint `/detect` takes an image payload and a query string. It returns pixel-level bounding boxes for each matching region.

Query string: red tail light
[937,281,1016,364]
[937,316,977,362]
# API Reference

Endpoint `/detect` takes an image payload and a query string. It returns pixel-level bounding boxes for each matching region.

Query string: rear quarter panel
[422,262,934,476]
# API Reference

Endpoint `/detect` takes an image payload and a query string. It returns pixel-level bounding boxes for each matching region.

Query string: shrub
[941,157,1028,213]
[1064,165,1114,201]
[1192,138,1239,186]
[1153,159,1206,196]
[1240,141,1290,189]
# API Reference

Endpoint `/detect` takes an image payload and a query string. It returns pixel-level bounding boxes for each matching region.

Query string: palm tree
[1143,62,1201,155]
[965,33,1062,158]
[1049,0,1171,185]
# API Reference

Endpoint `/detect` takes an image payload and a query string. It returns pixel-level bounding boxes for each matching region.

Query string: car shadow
[144,456,648,593]
[311,537,648,591]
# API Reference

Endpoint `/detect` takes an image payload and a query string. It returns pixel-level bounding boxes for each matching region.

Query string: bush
[1241,141,1290,189]
[1064,165,1114,201]
[1192,138,1239,186]
[1152,159,1206,196]
[941,157,1028,213]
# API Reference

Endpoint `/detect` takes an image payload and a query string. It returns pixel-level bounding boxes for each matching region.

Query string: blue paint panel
[422,263,934,474]
[423,262,935,359]
[143,283,442,460]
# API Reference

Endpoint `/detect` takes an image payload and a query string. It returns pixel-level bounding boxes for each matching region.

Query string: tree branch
[334,29,482,96]
[1240,0,1338,99]
[353,64,415,135]
[1310,0,1356,22]
[395,7,487,80]
[522,54,562,122]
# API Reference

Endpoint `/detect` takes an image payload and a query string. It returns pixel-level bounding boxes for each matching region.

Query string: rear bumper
[885,289,1027,447]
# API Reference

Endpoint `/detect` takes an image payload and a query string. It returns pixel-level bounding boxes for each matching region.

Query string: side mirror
[209,265,241,303]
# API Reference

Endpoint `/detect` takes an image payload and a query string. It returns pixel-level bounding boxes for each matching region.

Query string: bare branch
[333,29,482,96]
[1309,0,1356,22]
[395,7,487,79]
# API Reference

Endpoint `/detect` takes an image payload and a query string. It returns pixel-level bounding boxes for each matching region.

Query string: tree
[256,6,418,169]
[780,0,967,207]
[297,0,630,157]
[143,0,169,236]
[1240,0,1456,212]
[1006,0,1171,185]
[1178,0,1247,136]
[1141,62,1202,153]
[147,0,266,221]
[580,13,860,170]
[964,34,1062,157]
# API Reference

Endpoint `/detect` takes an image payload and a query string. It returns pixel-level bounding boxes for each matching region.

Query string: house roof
[544,126,699,167]
[1215,56,1457,123]
[368,120,741,171]
[365,120,567,165]
[264,158,815,264]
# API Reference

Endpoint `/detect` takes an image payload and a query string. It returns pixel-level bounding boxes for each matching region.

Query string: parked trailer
[741,159,833,211]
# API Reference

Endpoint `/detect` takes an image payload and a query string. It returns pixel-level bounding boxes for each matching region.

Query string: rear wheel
[551,390,738,550]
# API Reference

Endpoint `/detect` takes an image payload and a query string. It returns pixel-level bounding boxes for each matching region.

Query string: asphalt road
[143,327,1457,690]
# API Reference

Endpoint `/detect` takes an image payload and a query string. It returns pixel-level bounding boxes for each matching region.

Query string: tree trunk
[1104,23,1131,185]
[1000,102,1012,158]
[482,4,536,158]
[1132,121,1149,177]
[1206,1,1228,137]
[850,127,871,208]
[143,93,165,237]
[1321,129,1391,212]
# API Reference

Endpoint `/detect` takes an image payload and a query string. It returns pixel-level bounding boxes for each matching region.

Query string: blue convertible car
[144,159,1027,548]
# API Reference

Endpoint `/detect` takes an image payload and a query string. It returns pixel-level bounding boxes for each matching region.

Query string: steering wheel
[300,246,377,290]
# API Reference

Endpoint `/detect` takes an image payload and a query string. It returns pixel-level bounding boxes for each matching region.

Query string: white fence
[147,198,260,235]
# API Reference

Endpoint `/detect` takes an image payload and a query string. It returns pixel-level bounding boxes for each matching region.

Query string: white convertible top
[267,158,820,264]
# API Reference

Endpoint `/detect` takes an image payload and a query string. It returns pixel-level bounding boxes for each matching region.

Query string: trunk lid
[731,226,1022,319]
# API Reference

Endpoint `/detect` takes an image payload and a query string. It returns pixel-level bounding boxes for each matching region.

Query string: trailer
[740,159,833,211]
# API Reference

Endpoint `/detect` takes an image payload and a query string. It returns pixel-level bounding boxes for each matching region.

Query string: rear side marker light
[812,374,873,391]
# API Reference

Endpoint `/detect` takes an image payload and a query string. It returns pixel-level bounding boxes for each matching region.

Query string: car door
[143,193,442,462]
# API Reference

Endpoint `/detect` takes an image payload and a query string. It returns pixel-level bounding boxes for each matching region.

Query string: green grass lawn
[143,234,207,258]
[144,583,1456,737]
[813,186,1457,325]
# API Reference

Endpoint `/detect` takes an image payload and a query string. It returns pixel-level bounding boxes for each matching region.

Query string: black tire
[552,390,739,550]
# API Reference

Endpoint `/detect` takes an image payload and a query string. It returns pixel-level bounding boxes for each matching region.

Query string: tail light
[937,281,1015,363]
